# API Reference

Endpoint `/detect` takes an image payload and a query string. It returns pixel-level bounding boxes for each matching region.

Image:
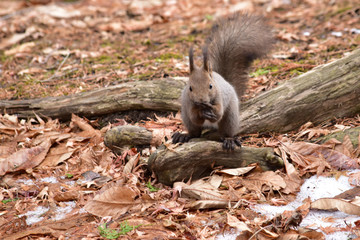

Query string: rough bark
[0,78,185,120]
[148,141,284,185]
[239,48,360,134]
[1,49,360,134]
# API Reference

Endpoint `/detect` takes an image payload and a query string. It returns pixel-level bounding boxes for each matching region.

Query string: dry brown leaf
[278,229,324,240]
[123,153,140,174]
[150,128,173,146]
[84,186,154,218]
[123,19,153,32]
[208,174,223,189]
[18,67,46,75]
[333,186,360,200]
[0,139,51,176]
[280,141,309,168]
[36,4,81,18]
[0,26,37,50]
[277,30,299,42]
[260,228,280,239]
[218,166,256,176]
[296,126,330,140]
[348,172,360,186]
[4,42,36,56]
[285,141,359,170]
[54,190,80,202]
[304,154,331,175]
[241,171,287,193]
[71,114,96,133]
[78,148,97,171]
[37,186,49,200]
[226,213,252,232]
[40,143,74,167]
[278,146,302,193]
[311,198,360,215]
[342,134,355,158]
[174,178,224,201]
[3,214,94,240]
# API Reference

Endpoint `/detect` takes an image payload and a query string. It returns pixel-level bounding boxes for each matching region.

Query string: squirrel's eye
[189,86,192,91]
[209,84,213,89]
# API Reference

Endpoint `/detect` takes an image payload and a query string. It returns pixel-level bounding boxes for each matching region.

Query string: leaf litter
[0,0,360,239]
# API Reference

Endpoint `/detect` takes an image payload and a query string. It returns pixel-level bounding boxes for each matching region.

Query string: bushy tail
[207,13,274,97]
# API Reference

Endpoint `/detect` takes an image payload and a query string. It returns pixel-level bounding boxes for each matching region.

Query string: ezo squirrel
[173,13,274,150]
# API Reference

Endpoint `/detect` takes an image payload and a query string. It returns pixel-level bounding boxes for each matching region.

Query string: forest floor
[1,0,360,239]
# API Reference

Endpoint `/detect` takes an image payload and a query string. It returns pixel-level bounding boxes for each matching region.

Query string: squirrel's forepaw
[172,132,191,144]
[222,137,242,150]
[202,109,218,122]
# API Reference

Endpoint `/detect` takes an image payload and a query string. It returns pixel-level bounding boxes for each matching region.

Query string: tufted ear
[189,46,194,73]
[202,45,211,73]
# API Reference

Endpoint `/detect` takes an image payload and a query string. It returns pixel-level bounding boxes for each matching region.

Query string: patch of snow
[40,176,58,183]
[17,179,35,185]
[331,31,342,37]
[65,180,75,186]
[301,210,360,229]
[252,174,360,239]
[54,201,76,221]
[79,208,88,214]
[325,231,357,240]
[20,206,49,225]
[297,175,353,201]
[216,228,239,240]
[350,28,360,34]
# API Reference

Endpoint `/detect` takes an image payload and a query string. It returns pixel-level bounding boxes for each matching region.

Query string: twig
[41,52,70,82]
[249,225,273,240]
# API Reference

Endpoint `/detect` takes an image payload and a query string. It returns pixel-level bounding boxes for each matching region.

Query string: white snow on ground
[20,201,77,225]
[215,229,239,240]
[39,176,58,183]
[54,201,77,221]
[252,175,355,218]
[16,179,35,185]
[20,206,50,225]
[17,177,76,225]
[217,174,360,240]
[253,174,360,240]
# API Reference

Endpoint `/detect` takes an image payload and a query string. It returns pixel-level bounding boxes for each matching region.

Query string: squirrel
[172,13,274,150]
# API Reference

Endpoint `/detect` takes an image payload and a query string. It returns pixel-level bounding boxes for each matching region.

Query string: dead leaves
[0,139,51,176]
[279,135,360,175]
[311,198,360,215]
[84,185,154,218]
[311,187,360,216]
[0,113,113,176]
[241,171,287,193]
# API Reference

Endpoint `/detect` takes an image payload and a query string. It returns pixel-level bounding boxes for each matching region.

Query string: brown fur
[173,13,273,149]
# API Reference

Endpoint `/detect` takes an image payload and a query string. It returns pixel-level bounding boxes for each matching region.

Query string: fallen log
[1,49,359,134]
[104,125,284,185]
[239,48,360,134]
[0,78,185,120]
[148,141,284,185]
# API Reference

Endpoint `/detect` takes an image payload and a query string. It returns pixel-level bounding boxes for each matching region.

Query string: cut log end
[104,125,153,152]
